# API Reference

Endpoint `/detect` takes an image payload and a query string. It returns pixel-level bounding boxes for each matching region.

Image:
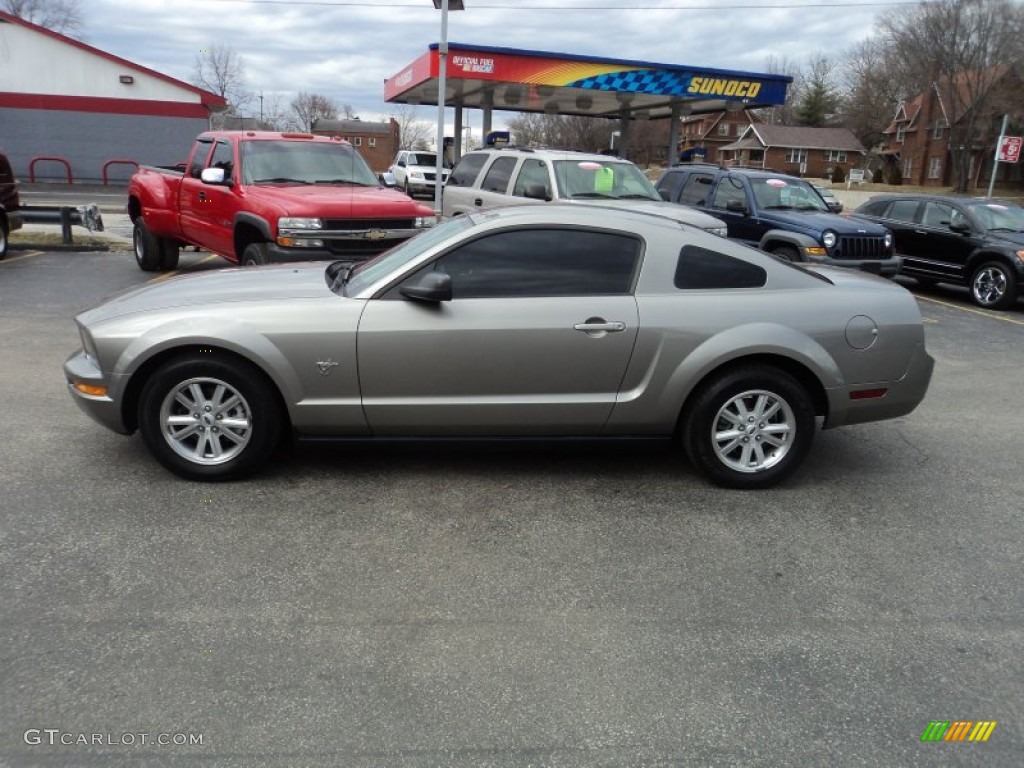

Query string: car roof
[467,201,690,231]
[860,193,1019,207]
[464,147,636,164]
[663,163,804,181]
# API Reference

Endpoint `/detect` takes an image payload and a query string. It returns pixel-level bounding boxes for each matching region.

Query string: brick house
[677,110,764,164]
[716,124,866,179]
[311,118,400,173]
[880,66,1024,189]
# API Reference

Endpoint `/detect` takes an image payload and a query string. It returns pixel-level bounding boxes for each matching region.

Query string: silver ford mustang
[64,205,933,488]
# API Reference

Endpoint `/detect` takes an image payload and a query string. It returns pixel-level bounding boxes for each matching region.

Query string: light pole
[431,0,464,217]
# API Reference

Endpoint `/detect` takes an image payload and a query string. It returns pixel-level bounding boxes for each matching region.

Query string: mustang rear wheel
[970,261,1016,310]
[683,366,815,489]
[138,355,283,480]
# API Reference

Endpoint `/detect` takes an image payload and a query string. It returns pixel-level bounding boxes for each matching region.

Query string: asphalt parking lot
[1,243,1022,766]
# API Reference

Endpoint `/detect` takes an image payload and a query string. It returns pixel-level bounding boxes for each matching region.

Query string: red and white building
[0,11,225,183]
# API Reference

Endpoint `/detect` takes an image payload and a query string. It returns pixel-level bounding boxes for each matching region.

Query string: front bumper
[64,349,130,434]
[805,252,902,277]
[268,226,427,262]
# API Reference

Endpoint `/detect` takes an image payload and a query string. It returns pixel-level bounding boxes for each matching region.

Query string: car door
[178,138,215,249]
[708,175,762,246]
[914,200,976,281]
[191,139,237,258]
[467,155,519,211]
[356,227,641,435]
[872,198,923,268]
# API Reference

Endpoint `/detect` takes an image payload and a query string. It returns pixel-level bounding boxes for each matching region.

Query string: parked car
[655,164,897,275]
[127,131,437,271]
[812,183,843,213]
[442,148,729,237]
[852,194,1024,309]
[0,151,24,260]
[389,150,450,197]
[64,205,933,489]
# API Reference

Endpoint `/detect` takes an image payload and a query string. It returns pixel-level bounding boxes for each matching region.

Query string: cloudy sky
[78,0,916,127]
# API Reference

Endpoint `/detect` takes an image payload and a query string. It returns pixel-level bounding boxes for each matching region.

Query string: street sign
[997,136,1021,164]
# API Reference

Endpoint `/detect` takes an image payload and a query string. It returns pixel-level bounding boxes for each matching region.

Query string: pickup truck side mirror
[400,271,452,303]
[200,167,227,185]
[726,199,749,215]
[523,184,551,201]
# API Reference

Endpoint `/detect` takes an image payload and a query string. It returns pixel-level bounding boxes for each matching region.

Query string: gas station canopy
[385,43,792,120]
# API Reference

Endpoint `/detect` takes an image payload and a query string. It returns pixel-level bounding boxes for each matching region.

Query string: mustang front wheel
[138,355,283,480]
[683,366,815,489]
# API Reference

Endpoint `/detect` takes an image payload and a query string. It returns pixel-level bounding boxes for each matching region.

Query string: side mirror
[949,221,971,234]
[379,171,397,188]
[726,200,749,215]
[523,184,551,201]
[200,167,227,185]
[400,271,452,303]
[397,159,407,167]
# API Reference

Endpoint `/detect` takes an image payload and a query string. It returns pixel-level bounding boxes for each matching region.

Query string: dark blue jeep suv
[656,164,897,276]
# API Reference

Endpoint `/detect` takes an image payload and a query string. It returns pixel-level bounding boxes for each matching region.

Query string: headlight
[822,230,837,249]
[278,217,323,230]
[415,216,438,228]
[410,172,424,180]
[706,226,728,238]
[885,233,894,248]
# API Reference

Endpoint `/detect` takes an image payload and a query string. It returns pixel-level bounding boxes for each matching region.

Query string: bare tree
[390,105,433,150]
[507,113,615,151]
[192,46,252,120]
[291,92,339,132]
[760,54,802,125]
[2,0,83,36]
[880,0,1024,190]
[839,37,917,148]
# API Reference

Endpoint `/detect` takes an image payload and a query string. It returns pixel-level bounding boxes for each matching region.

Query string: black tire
[0,219,8,261]
[133,218,162,272]
[970,261,1016,310]
[138,354,283,481]
[158,239,180,271]
[771,245,801,263]
[402,180,412,196]
[241,242,271,266]
[682,365,815,489]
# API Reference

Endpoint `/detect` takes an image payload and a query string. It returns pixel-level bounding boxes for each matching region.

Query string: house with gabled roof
[716,124,866,179]
[0,11,226,183]
[880,65,1024,189]
[676,109,764,164]
[311,118,400,173]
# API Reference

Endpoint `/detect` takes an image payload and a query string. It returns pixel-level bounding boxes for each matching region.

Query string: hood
[244,185,434,218]
[575,199,727,230]
[79,263,335,324]
[765,209,888,235]
[988,229,1024,248]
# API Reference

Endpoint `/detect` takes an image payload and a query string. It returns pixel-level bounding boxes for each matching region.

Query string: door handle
[198,191,208,202]
[574,321,626,333]
[474,198,483,206]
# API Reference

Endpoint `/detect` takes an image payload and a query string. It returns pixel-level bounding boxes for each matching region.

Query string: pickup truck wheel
[133,218,162,272]
[242,242,271,266]
[158,240,180,271]
[682,365,815,489]
[771,245,801,263]
[138,355,283,480]
[970,261,1016,310]
[0,220,8,261]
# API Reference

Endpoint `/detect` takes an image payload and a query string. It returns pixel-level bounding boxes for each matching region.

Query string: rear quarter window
[448,153,490,187]
[675,244,766,289]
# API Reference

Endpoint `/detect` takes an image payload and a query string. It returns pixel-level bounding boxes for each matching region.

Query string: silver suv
[389,150,451,198]
[442,148,728,236]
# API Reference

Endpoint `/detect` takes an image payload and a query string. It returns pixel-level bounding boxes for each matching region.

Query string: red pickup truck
[127,131,438,271]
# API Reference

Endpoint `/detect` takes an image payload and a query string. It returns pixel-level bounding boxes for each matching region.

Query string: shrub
[831,165,846,184]
[887,166,903,185]
[872,168,884,183]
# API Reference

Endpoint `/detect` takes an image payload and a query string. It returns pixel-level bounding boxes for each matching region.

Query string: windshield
[408,153,438,166]
[751,177,830,212]
[967,201,1024,231]
[241,140,380,186]
[342,215,475,296]
[552,159,660,201]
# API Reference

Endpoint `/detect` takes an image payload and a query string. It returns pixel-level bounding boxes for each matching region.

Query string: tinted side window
[480,157,517,193]
[435,228,641,298]
[679,173,714,206]
[675,245,766,289]
[657,171,686,201]
[208,141,234,181]
[921,201,956,228]
[447,153,489,187]
[512,159,551,198]
[886,200,920,223]
[710,176,747,210]
[188,140,214,179]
